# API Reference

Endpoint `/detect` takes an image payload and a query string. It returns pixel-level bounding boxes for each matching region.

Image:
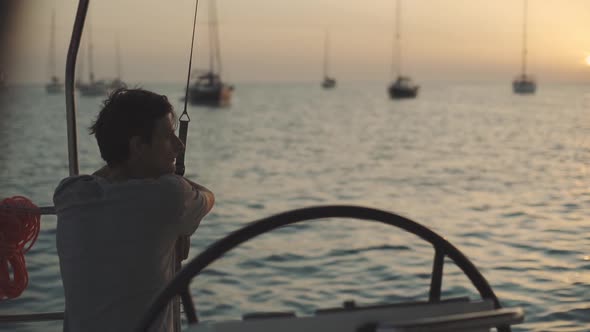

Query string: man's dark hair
[89,88,175,167]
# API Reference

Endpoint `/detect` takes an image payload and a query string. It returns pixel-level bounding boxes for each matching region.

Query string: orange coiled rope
[0,196,41,300]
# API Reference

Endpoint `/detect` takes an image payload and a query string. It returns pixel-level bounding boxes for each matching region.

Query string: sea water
[0,81,588,331]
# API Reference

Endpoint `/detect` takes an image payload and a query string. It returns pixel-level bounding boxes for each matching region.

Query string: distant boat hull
[322,78,336,89]
[389,86,418,99]
[512,78,536,94]
[45,82,63,94]
[188,84,233,107]
[388,76,419,99]
[46,76,63,94]
[78,81,108,97]
[388,83,419,99]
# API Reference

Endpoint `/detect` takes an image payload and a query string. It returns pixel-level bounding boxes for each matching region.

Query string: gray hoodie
[54,174,207,332]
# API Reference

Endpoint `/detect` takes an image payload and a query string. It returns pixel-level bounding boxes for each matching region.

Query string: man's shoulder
[54,175,99,195]
[55,174,184,190]
[53,175,104,211]
[53,174,187,212]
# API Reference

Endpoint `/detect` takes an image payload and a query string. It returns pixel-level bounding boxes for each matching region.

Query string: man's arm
[182,177,215,214]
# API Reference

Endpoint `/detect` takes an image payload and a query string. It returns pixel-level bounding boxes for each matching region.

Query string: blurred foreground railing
[0,312,64,323]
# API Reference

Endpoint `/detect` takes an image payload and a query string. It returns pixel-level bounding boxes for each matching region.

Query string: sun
[586,55,590,66]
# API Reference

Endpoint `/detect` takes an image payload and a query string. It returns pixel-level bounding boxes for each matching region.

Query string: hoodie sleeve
[179,177,210,236]
[158,175,210,236]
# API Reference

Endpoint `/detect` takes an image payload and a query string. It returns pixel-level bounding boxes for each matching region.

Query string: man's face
[138,113,184,177]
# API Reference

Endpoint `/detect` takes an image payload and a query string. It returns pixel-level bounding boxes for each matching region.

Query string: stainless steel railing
[0,312,64,323]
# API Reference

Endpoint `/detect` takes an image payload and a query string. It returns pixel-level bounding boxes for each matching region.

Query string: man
[54,88,214,332]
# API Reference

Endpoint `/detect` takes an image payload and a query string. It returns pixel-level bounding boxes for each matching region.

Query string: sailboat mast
[210,0,223,77]
[391,0,402,78]
[88,17,94,83]
[79,38,85,84]
[116,36,122,79]
[521,0,528,76]
[208,0,214,74]
[323,29,330,78]
[48,9,57,79]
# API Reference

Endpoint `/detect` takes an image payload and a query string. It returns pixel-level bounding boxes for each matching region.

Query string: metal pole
[65,0,89,176]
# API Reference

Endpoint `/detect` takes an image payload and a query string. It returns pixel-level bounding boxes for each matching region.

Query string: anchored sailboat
[77,18,108,97]
[45,9,63,94]
[188,0,233,107]
[321,29,336,89]
[109,37,126,90]
[512,0,536,94]
[388,0,418,99]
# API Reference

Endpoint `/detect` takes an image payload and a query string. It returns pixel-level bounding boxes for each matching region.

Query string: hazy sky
[6,0,590,83]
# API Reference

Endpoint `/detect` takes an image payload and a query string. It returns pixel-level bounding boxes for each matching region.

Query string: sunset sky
[5,0,590,83]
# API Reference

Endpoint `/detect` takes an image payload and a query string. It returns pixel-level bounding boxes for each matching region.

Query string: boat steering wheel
[135,205,509,332]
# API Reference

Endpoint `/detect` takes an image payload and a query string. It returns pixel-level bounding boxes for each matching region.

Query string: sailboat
[321,30,336,89]
[512,0,536,94]
[77,18,108,97]
[188,0,233,107]
[109,37,126,90]
[388,0,418,99]
[45,9,63,94]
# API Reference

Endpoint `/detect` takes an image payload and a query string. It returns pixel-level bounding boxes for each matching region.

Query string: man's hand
[176,235,190,261]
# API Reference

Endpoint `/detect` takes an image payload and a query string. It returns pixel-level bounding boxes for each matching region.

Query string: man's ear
[129,136,145,157]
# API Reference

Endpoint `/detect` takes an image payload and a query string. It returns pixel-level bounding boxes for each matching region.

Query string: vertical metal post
[429,249,445,302]
[65,0,89,176]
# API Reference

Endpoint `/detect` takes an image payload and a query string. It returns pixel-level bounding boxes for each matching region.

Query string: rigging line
[182,0,200,119]
[176,0,199,178]
[174,3,202,329]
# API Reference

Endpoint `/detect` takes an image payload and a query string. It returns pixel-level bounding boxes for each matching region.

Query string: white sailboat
[45,9,63,94]
[321,29,336,89]
[512,0,536,94]
[388,0,418,99]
